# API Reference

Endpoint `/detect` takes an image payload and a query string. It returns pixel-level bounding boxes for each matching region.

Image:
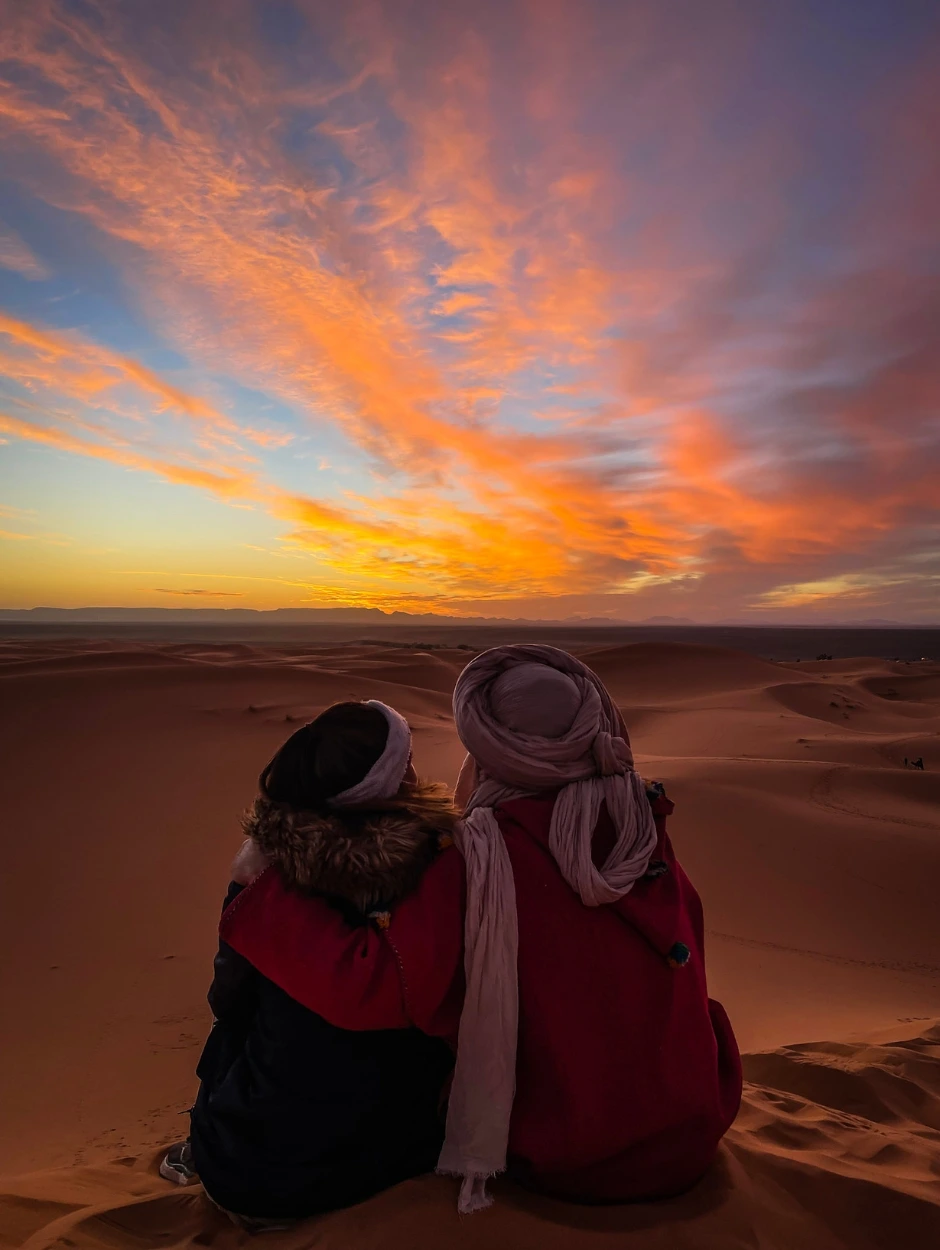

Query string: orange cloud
[0,312,233,429]
[0,2,937,616]
[0,412,255,499]
[656,411,933,568]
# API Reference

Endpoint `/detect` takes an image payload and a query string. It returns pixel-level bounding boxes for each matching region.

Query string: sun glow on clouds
[0,0,938,618]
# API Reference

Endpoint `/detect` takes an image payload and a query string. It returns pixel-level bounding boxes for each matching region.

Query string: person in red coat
[222,645,742,1214]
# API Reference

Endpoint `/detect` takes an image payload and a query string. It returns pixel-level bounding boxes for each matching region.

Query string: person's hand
[230,838,269,885]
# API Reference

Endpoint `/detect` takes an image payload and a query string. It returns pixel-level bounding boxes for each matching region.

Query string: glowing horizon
[1,1,938,622]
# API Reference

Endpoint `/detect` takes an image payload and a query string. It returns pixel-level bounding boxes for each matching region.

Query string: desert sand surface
[1,636,939,1249]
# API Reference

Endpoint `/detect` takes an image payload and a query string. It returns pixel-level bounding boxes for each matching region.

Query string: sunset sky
[0,0,937,620]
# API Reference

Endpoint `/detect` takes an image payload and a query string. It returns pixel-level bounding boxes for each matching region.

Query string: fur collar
[242,791,457,916]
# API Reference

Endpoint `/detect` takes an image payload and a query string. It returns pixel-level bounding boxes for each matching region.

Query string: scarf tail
[435,1165,500,1214]
[437,807,518,1213]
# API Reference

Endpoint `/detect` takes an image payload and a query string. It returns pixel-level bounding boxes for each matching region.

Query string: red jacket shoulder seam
[221,866,272,926]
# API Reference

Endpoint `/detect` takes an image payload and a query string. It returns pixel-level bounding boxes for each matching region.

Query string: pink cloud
[0,1,936,616]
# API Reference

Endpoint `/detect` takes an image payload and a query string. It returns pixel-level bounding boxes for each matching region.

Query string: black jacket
[190,792,458,1220]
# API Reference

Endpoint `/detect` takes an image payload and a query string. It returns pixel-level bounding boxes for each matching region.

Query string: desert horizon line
[0,605,936,628]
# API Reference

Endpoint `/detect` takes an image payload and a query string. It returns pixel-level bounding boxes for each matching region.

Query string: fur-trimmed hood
[242,788,458,916]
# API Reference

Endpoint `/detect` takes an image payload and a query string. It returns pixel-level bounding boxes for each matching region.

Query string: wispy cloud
[152,588,245,597]
[0,527,69,545]
[0,312,236,432]
[0,1,937,616]
[0,225,50,280]
[0,411,256,499]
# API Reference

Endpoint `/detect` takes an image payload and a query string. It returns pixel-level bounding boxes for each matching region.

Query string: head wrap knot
[592,729,630,776]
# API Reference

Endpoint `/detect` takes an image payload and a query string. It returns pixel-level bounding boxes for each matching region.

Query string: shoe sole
[159,1156,197,1186]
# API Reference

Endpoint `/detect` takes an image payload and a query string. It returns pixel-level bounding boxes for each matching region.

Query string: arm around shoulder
[219,868,410,1031]
[218,844,466,1040]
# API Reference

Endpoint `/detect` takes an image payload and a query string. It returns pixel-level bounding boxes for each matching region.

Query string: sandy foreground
[1,638,938,1249]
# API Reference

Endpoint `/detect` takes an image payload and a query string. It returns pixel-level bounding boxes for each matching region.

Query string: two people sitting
[168,644,742,1227]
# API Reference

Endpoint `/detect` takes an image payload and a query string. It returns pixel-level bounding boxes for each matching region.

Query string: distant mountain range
[0,607,932,627]
[0,606,696,625]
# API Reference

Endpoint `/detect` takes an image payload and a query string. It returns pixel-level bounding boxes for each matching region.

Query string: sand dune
[4,1023,939,1249]
[1,638,938,1249]
[582,640,785,702]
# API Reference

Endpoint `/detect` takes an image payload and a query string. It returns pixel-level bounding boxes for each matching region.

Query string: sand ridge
[1,639,938,1248]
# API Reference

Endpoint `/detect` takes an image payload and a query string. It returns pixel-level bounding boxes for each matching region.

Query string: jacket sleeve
[379,845,466,1040]
[218,850,465,1041]
[219,869,410,1030]
[207,882,259,1025]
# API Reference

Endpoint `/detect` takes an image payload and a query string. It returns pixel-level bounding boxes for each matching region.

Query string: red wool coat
[220,791,742,1203]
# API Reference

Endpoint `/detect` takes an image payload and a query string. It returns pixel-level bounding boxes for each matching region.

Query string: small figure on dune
[220,644,742,1216]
